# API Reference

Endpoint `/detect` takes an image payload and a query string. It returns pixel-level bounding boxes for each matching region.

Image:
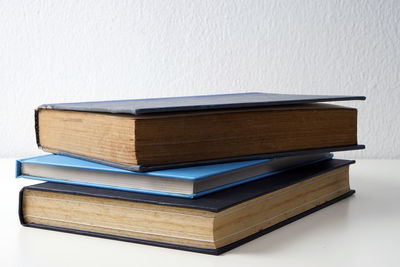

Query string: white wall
[1,0,399,159]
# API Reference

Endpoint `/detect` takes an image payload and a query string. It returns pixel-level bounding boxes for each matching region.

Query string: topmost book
[36,93,365,171]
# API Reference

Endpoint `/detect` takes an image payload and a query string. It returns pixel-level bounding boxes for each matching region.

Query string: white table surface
[1,158,399,267]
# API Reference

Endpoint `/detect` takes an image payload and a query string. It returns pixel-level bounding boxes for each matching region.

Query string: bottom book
[19,159,355,255]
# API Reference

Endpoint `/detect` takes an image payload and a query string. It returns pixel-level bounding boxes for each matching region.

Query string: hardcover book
[16,153,331,198]
[19,159,355,255]
[35,93,365,171]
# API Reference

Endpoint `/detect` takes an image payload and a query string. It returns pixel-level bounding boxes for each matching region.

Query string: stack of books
[17,92,365,255]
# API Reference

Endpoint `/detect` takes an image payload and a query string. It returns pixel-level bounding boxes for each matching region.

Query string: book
[35,93,365,171]
[19,159,355,255]
[16,153,331,198]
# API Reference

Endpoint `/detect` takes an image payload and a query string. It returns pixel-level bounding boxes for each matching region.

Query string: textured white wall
[1,0,399,159]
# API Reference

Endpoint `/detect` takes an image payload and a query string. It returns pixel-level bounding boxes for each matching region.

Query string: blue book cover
[16,153,332,198]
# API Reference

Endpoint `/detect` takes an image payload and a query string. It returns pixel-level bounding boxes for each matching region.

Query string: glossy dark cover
[19,159,355,254]
[19,191,355,255]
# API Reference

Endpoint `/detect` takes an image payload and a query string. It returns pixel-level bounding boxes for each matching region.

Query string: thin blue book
[16,153,332,198]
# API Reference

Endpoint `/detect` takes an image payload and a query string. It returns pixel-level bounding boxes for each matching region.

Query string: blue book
[16,153,332,198]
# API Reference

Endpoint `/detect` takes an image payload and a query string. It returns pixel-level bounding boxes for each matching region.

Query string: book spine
[15,160,21,177]
[18,187,26,225]
[34,109,41,149]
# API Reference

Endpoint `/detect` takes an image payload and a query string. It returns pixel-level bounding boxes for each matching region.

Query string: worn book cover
[35,93,365,171]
